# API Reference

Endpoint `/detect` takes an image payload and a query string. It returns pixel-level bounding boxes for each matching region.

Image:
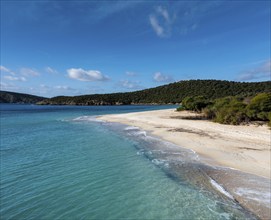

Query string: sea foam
[210,178,234,200]
[73,116,103,122]
[235,187,271,207]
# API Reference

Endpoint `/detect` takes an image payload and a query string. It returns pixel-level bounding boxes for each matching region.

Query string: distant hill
[0,91,46,104]
[38,80,271,105]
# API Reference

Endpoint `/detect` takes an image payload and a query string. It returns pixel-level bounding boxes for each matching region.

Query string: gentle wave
[210,178,234,200]
[235,187,271,207]
[124,126,140,131]
[1,106,258,220]
[72,115,103,122]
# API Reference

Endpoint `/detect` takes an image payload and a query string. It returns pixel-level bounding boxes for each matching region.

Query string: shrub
[182,97,194,110]
[181,96,211,112]
[176,106,186,111]
[203,105,216,119]
[246,93,271,121]
[205,97,248,125]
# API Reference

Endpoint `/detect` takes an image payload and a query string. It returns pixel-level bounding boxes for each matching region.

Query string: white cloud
[0,65,15,75]
[45,67,58,74]
[126,71,137,77]
[54,85,74,90]
[40,84,49,89]
[119,80,142,90]
[20,68,40,77]
[149,15,164,37]
[157,6,170,22]
[0,82,20,91]
[237,60,271,81]
[4,75,27,82]
[67,68,109,82]
[153,72,174,82]
[1,66,40,79]
[0,66,10,72]
[149,6,174,38]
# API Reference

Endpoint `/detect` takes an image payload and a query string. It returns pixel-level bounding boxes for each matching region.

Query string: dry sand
[99,109,270,178]
[98,109,271,219]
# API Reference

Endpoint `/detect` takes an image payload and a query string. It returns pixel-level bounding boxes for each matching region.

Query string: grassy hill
[38,80,271,105]
[0,91,46,104]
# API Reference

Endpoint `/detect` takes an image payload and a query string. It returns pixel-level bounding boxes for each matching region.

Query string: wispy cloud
[4,75,27,82]
[148,1,221,37]
[1,66,41,82]
[0,65,15,75]
[236,60,271,81]
[38,84,76,96]
[54,85,75,90]
[118,80,142,90]
[40,84,49,89]
[0,82,20,91]
[91,1,143,21]
[45,66,58,74]
[149,6,174,38]
[149,15,164,37]
[153,72,174,82]
[126,71,137,77]
[67,68,109,82]
[20,68,40,77]
[5,1,143,27]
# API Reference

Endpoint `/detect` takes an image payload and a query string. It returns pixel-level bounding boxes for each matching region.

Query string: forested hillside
[0,91,45,104]
[38,80,271,105]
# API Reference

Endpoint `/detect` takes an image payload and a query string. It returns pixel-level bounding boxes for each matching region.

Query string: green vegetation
[204,97,248,125]
[0,91,45,104]
[246,93,271,121]
[2,80,270,126]
[177,96,211,112]
[37,80,271,105]
[178,93,271,126]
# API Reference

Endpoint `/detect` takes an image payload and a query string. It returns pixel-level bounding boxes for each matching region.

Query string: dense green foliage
[177,96,211,112]
[204,97,248,125]
[179,93,271,126]
[246,93,271,120]
[38,80,271,105]
[0,91,45,104]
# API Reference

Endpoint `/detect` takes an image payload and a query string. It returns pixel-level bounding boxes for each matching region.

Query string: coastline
[98,109,271,219]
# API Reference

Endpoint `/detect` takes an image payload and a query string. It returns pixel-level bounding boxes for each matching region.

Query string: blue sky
[1,0,270,97]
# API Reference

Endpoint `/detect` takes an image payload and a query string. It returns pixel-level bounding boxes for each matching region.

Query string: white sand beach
[99,109,271,179]
[98,108,271,219]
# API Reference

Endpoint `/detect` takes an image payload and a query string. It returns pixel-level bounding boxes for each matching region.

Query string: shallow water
[0,104,256,219]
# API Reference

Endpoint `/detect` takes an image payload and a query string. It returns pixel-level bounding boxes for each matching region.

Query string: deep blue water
[0,104,254,219]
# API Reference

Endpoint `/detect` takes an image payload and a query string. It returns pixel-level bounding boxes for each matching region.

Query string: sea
[0,104,257,219]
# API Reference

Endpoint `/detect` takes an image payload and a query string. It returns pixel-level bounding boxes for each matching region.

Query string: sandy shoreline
[98,109,271,219]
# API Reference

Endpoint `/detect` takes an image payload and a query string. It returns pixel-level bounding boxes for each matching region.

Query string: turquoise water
[0,104,254,219]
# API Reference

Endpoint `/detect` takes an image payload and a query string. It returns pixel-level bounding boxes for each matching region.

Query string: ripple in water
[0,105,257,219]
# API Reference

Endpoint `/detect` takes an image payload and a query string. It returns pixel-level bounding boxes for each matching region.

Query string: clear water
[0,104,254,219]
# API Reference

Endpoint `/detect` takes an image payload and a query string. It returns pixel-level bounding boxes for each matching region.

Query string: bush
[203,106,216,119]
[181,97,196,110]
[181,96,211,112]
[215,99,247,125]
[203,97,249,125]
[176,105,186,111]
[179,93,271,126]
[246,93,271,120]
